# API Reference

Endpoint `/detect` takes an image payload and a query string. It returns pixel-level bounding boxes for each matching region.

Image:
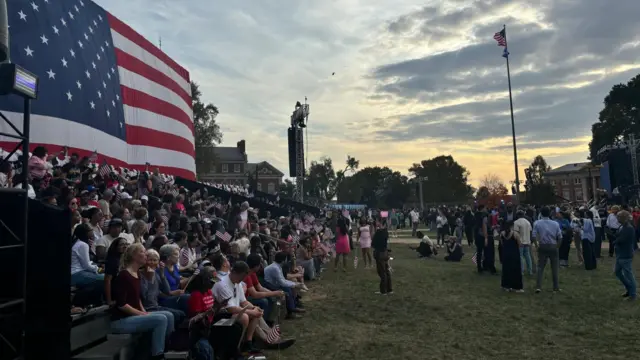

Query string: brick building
[197,140,284,193]
[545,162,601,203]
[247,162,284,194]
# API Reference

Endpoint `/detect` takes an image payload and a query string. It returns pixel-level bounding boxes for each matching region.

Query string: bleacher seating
[1,145,326,359]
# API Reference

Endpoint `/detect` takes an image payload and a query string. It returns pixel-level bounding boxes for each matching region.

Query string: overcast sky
[95,0,640,186]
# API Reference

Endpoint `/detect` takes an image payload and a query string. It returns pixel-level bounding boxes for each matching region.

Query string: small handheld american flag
[353,254,358,269]
[471,252,478,265]
[98,160,111,178]
[216,230,232,242]
[266,325,281,344]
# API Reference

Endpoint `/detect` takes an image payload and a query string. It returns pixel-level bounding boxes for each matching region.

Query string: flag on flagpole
[502,47,510,58]
[493,29,506,46]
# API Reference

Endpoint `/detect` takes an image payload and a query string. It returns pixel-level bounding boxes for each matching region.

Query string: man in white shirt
[409,208,420,237]
[212,261,262,352]
[95,218,124,260]
[590,206,602,258]
[606,205,621,257]
[514,211,533,275]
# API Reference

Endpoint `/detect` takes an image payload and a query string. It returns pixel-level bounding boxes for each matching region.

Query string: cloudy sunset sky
[95,0,640,186]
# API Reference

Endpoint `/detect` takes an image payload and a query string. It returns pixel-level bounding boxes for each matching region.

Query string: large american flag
[0,0,195,179]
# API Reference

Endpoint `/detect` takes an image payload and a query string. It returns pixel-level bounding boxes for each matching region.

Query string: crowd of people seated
[0,145,342,360]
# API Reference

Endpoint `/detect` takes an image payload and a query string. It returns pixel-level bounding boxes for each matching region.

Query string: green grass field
[273,228,640,360]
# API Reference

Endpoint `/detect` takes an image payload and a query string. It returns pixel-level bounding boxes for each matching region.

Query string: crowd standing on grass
[0,145,392,360]
[401,202,637,300]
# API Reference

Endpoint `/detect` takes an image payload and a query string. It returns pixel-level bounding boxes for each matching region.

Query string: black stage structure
[288,99,309,203]
[0,0,69,358]
[594,135,640,204]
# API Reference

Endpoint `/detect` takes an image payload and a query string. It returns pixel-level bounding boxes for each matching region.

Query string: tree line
[278,154,558,208]
[278,154,474,208]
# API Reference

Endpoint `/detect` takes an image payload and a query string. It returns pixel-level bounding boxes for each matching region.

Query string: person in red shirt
[244,254,285,324]
[632,206,640,228]
[186,268,216,319]
[110,243,173,360]
[174,194,186,214]
[187,266,246,359]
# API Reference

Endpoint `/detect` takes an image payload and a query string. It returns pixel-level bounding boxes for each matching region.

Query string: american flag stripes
[215,230,231,242]
[493,28,507,47]
[0,0,195,179]
[471,252,478,265]
[266,325,281,344]
[98,160,111,178]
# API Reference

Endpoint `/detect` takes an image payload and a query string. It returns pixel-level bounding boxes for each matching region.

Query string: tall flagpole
[503,24,520,201]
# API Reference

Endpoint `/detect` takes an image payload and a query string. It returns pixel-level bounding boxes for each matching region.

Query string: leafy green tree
[408,155,474,203]
[192,81,222,176]
[303,157,336,201]
[336,166,410,208]
[589,74,640,160]
[524,155,556,205]
[331,155,360,198]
